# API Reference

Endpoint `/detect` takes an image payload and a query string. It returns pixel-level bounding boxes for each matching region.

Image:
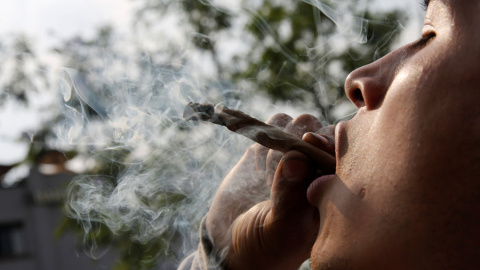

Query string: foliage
[133,0,405,122]
[0,36,51,105]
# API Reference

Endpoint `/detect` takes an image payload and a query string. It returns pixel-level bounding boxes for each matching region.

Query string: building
[0,152,117,270]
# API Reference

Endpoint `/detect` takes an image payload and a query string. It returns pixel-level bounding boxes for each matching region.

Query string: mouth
[304,124,338,206]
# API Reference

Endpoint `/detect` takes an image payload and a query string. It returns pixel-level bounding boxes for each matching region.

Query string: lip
[307,174,336,205]
[335,121,345,159]
[305,122,347,206]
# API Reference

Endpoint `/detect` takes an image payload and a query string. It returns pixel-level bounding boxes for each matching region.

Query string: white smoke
[50,0,410,268]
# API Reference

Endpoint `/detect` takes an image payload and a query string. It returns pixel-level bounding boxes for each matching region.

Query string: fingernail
[303,132,330,145]
[281,157,310,181]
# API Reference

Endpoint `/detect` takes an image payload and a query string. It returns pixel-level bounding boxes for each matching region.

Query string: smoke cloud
[52,0,406,268]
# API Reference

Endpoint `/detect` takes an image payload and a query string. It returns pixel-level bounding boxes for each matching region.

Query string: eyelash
[412,32,436,49]
[421,0,430,11]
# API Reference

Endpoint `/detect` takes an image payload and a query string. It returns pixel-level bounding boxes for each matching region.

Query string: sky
[0,0,133,165]
[0,0,133,49]
[0,0,423,49]
[0,0,424,165]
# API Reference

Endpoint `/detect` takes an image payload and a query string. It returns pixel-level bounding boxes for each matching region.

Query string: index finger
[255,113,292,176]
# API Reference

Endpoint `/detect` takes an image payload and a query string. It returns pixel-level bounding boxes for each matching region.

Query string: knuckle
[286,114,322,137]
[292,114,320,126]
[266,113,293,128]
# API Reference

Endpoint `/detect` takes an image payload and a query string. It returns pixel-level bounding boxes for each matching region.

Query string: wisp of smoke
[56,54,254,266]
[303,0,369,44]
[55,0,405,268]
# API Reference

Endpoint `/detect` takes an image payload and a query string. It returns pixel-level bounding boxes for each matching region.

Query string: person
[179,0,480,269]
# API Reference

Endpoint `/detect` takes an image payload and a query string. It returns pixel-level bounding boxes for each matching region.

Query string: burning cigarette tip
[183,102,215,121]
[183,102,226,125]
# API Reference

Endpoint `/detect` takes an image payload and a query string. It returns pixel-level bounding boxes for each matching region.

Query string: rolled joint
[183,102,336,174]
[183,102,227,126]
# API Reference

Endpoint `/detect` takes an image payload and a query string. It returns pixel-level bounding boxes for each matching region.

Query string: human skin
[310,0,480,268]
[205,114,330,269]
[204,0,480,269]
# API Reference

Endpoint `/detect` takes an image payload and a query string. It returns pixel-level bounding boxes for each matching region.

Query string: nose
[344,49,405,110]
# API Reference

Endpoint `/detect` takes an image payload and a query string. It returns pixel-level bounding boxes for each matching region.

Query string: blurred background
[0,0,424,269]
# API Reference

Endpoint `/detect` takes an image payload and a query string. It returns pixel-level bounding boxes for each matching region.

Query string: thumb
[270,150,314,216]
[263,150,319,267]
[227,151,319,270]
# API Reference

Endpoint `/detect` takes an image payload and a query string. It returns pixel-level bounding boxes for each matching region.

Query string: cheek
[320,32,480,266]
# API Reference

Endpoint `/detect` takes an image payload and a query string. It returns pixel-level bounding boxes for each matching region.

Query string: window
[0,222,27,259]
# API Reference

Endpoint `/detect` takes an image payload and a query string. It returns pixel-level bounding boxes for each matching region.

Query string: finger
[302,132,335,156]
[255,113,292,177]
[270,151,315,215]
[265,114,322,185]
[265,150,283,186]
[267,151,320,263]
[284,114,323,139]
[227,151,319,269]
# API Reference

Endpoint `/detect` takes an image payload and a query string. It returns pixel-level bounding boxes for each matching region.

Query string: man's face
[309,0,480,268]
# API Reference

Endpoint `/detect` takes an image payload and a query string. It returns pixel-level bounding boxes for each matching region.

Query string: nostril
[353,89,364,103]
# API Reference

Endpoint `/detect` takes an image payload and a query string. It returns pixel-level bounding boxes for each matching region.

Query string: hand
[205,113,331,270]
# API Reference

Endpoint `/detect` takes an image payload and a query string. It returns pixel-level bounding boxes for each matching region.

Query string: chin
[309,254,353,270]
[309,240,354,270]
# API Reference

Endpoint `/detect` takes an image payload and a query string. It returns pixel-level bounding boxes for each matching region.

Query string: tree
[0,35,62,171]
[0,35,50,104]
[2,0,407,269]
[133,0,404,122]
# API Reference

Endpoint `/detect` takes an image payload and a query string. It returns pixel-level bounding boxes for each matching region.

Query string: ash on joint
[184,102,214,121]
[183,102,226,126]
